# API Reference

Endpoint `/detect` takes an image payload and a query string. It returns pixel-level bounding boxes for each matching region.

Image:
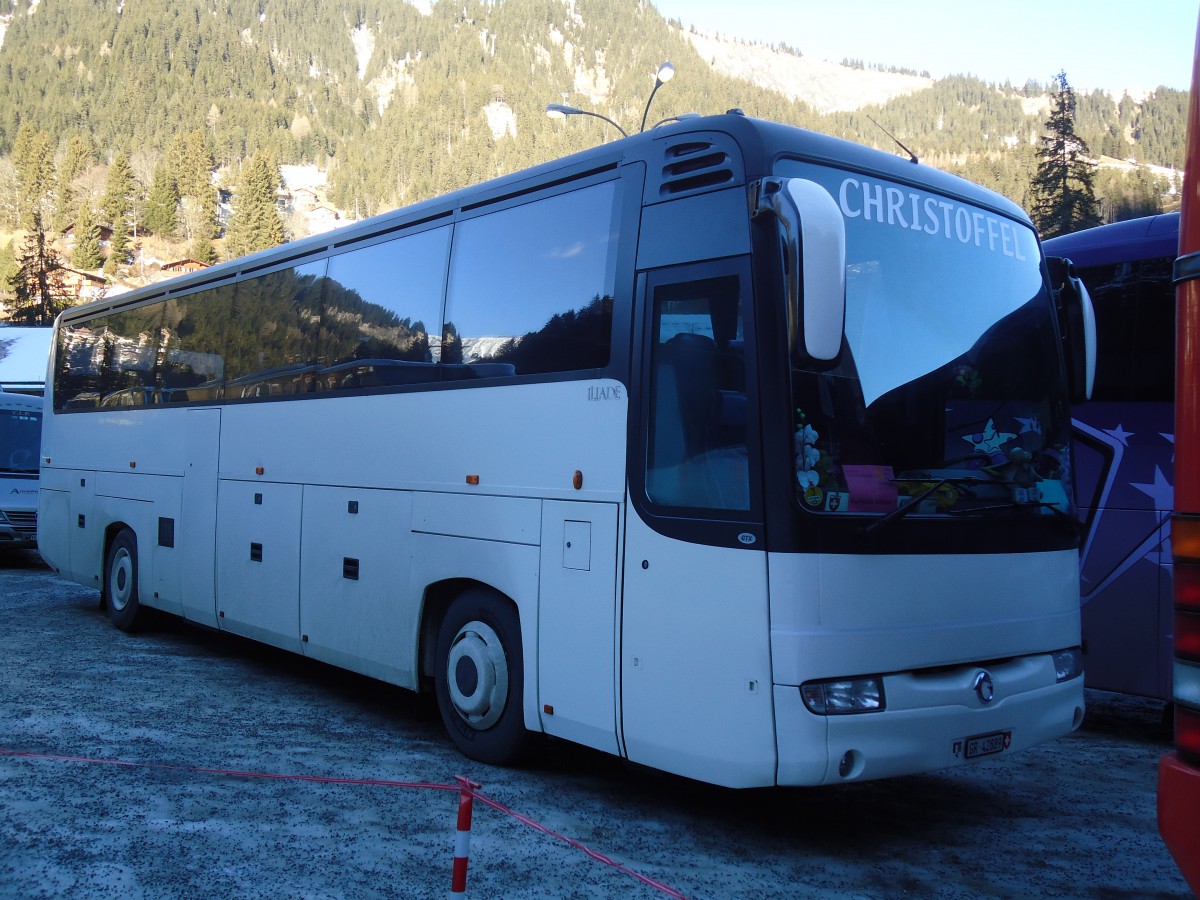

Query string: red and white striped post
[450,776,481,897]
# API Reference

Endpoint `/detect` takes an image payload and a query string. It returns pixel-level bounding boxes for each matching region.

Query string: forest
[0,0,1187,283]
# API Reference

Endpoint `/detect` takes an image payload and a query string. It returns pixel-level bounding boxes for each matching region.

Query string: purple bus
[1044,212,1178,702]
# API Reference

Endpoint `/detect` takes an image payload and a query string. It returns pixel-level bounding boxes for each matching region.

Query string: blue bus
[1044,212,1178,701]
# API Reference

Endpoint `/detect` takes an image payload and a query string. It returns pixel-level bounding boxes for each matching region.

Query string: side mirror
[754,178,846,361]
[1046,256,1097,402]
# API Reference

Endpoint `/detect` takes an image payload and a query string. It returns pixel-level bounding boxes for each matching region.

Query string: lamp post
[544,103,628,138]
[639,61,675,133]
[545,60,676,141]
[648,112,700,130]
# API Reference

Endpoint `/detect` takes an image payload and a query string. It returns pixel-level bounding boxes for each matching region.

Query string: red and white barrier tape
[0,748,686,898]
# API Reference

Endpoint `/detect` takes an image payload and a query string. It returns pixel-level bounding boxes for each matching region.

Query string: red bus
[1158,12,1200,893]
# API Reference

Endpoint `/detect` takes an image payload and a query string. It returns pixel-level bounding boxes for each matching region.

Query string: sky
[651,0,1196,95]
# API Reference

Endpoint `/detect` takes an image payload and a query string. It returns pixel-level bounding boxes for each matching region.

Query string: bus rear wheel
[434,590,531,766]
[104,529,144,633]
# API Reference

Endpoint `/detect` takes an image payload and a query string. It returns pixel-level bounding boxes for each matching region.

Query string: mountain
[680,31,935,114]
[0,0,1185,234]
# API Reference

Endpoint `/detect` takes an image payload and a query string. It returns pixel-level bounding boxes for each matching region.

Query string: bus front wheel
[104,529,144,633]
[434,591,531,766]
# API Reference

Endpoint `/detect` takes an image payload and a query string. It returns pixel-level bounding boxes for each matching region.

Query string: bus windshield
[778,160,1073,520]
[0,405,41,474]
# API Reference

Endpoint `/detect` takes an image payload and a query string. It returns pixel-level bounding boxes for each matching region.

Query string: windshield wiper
[858,476,992,537]
[948,500,1085,535]
[859,478,947,536]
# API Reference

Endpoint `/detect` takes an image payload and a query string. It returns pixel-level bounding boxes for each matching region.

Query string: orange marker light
[466,474,480,485]
[129,461,136,469]
[573,470,583,490]
[255,466,264,476]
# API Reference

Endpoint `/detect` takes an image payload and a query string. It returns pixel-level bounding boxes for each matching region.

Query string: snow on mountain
[680,30,933,114]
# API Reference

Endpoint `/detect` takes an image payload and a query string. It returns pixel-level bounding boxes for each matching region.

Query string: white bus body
[39,115,1086,787]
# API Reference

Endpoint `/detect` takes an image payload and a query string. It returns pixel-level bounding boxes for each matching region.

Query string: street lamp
[545,60,677,141]
[544,103,628,138]
[649,112,700,130]
[639,61,675,133]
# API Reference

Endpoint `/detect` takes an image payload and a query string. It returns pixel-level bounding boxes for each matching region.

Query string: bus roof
[0,326,52,393]
[0,386,43,410]
[1042,212,1180,267]
[57,112,1034,324]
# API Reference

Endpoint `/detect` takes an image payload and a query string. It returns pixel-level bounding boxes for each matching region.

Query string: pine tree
[100,152,138,232]
[11,226,70,325]
[72,202,104,270]
[189,234,217,265]
[0,240,17,310]
[170,131,219,239]
[1029,72,1102,238]
[104,216,132,277]
[224,152,286,259]
[12,124,55,231]
[55,134,93,231]
[143,162,179,237]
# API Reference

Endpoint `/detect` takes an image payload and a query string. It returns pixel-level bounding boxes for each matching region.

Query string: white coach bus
[39,113,1091,787]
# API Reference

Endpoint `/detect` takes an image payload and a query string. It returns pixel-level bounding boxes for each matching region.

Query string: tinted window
[0,406,40,472]
[55,304,164,409]
[55,321,103,409]
[1076,257,1174,401]
[225,261,326,398]
[319,227,448,390]
[99,305,165,406]
[443,181,618,377]
[159,282,233,402]
[646,273,751,511]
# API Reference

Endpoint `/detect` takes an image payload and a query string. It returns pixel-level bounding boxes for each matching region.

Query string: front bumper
[0,509,38,550]
[775,656,1086,785]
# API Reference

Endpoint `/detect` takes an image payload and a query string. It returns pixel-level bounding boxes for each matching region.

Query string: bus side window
[442,181,619,378]
[159,285,233,403]
[1081,258,1174,402]
[224,260,327,397]
[646,274,750,511]
[319,227,448,390]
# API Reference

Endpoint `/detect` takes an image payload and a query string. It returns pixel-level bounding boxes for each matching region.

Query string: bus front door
[618,260,777,788]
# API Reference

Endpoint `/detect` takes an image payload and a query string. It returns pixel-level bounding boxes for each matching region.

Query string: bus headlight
[1051,648,1083,682]
[800,677,885,714]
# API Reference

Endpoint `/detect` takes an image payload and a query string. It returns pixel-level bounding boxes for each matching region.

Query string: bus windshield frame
[776,159,1074,528]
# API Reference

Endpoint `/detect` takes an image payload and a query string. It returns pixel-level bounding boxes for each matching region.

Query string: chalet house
[61,223,114,245]
[59,267,107,302]
[291,187,320,209]
[307,205,342,234]
[161,258,210,275]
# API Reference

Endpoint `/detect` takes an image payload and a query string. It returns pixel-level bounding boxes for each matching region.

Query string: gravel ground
[0,549,1191,899]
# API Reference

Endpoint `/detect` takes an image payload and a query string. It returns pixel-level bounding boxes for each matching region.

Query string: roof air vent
[658,139,735,198]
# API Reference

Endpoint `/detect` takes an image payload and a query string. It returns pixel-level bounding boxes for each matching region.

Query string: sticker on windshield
[837,176,1028,260]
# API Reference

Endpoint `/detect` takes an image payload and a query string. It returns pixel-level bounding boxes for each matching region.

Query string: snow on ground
[280,164,328,192]
[0,555,1191,899]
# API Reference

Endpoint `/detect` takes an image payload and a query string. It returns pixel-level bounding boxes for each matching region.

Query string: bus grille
[2,508,37,535]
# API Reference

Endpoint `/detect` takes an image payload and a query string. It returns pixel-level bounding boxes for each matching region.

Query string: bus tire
[104,529,143,633]
[434,590,532,766]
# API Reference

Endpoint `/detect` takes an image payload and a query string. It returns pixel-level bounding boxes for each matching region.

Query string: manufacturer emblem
[973,670,995,704]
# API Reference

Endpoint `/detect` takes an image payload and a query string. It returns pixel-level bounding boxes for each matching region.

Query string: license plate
[964,730,1011,759]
